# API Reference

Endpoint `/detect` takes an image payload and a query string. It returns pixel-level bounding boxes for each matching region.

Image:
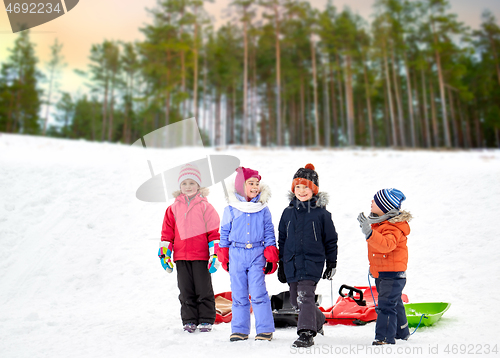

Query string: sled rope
[330,280,334,318]
[410,314,427,335]
[367,273,377,308]
[367,273,427,335]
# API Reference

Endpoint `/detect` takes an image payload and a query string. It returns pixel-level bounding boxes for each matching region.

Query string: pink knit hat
[178,163,202,187]
[235,166,261,197]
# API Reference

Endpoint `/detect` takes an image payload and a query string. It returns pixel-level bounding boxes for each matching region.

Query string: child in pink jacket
[159,164,220,333]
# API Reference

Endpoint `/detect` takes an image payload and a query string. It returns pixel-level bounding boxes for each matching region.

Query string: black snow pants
[176,260,216,325]
[289,280,326,335]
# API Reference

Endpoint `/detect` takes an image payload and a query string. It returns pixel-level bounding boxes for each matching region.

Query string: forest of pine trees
[1,0,499,148]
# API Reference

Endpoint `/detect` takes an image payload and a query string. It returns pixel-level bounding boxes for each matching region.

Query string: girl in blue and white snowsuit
[217,167,279,342]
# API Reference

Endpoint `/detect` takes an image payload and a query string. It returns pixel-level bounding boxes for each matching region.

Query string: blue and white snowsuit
[219,184,276,335]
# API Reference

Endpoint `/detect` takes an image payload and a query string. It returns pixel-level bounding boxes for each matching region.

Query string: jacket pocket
[286,221,290,238]
[305,258,324,280]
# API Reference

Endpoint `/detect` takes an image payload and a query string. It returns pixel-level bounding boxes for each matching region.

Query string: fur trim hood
[226,183,271,204]
[172,187,210,199]
[388,210,413,223]
[287,190,329,207]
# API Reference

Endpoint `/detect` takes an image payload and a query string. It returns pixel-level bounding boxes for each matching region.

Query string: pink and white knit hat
[178,163,202,187]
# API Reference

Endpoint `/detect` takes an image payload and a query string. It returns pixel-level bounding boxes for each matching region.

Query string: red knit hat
[291,163,319,195]
[235,167,261,197]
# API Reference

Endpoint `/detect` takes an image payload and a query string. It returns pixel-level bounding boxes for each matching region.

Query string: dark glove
[357,212,372,239]
[322,261,337,280]
[277,261,287,283]
[264,262,277,274]
[263,246,279,275]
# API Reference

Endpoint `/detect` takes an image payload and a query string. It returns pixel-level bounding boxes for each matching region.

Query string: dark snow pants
[374,275,410,344]
[176,260,216,325]
[289,280,325,335]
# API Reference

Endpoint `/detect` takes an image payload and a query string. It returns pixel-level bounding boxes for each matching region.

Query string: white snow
[1,133,499,357]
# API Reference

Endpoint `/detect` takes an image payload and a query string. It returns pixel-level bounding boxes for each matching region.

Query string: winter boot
[230,333,249,342]
[292,330,314,348]
[372,340,395,346]
[198,323,212,332]
[183,323,197,333]
[255,333,273,341]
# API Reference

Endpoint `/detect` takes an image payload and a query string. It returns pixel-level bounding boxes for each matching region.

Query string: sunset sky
[1,0,499,95]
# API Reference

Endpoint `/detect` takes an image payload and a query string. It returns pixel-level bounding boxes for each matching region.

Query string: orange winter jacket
[367,211,412,278]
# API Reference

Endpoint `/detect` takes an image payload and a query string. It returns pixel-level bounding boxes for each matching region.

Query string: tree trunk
[232,84,237,143]
[180,6,186,118]
[429,80,439,147]
[383,47,397,146]
[165,50,172,126]
[420,67,431,148]
[243,18,248,145]
[336,53,345,141]
[323,62,330,147]
[431,22,451,147]
[474,102,482,147]
[383,80,391,146]
[91,98,96,141]
[487,31,500,85]
[390,46,405,147]
[447,86,459,148]
[251,41,258,145]
[193,10,199,124]
[412,68,421,147]
[43,66,55,136]
[108,74,116,141]
[310,34,320,146]
[403,51,416,147]
[362,55,374,147]
[215,90,221,146]
[274,3,282,146]
[291,96,297,146]
[344,54,355,146]
[300,76,306,146]
[202,50,208,133]
[227,87,233,144]
[6,90,14,133]
[329,61,338,147]
[101,77,108,141]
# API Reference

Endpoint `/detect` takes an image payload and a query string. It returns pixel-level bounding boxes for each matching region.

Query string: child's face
[295,184,313,202]
[371,200,385,216]
[245,178,260,199]
[180,179,199,196]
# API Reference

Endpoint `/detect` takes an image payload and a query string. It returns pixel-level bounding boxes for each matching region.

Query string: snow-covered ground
[1,133,499,357]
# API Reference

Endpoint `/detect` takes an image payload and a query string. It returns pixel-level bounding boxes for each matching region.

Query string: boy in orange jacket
[357,188,412,346]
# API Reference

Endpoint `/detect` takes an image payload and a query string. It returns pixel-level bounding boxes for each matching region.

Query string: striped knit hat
[178,163,202,187]
[291,164,319,195]
[374,188,406,213]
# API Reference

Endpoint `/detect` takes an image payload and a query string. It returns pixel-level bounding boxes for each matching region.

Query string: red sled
[320,285,409,326]
[214,291,253,324]
[215,292,233,323]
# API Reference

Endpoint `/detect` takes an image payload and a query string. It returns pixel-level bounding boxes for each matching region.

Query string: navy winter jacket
[278,192,338,283]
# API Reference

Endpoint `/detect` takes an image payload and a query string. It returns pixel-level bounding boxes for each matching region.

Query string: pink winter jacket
[161,188,220,262]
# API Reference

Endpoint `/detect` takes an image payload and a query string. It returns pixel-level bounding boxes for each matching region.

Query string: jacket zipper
[312,222,318,241]
[286,221,290,238]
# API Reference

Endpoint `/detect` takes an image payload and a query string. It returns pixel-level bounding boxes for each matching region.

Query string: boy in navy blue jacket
[277,164,338,348]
